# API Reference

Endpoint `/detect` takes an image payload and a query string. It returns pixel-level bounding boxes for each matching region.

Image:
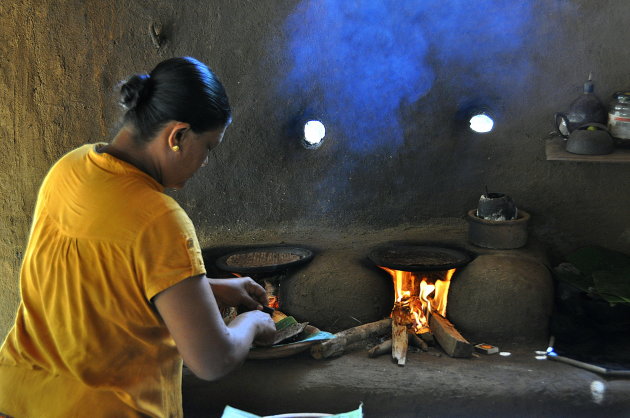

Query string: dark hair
[119,57,231,142]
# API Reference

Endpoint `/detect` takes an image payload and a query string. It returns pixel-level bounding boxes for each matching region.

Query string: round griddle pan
[215,246,314,274]
[369,245,471,272]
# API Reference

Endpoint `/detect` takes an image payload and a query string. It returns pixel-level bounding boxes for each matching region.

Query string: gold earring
[172,145,180,152]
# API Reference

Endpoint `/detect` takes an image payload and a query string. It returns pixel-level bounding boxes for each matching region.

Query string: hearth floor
[182,343,630,417]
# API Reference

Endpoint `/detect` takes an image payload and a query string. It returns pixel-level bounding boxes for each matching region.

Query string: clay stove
[368,245,472,365]
[215,246,314,310]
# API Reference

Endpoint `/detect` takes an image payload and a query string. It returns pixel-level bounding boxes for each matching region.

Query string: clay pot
[467,209,530,249]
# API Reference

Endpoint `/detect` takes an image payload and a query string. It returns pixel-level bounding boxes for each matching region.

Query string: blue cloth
[273,330,335,347]
[221,403,363,418]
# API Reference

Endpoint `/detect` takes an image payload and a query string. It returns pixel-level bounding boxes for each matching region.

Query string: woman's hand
[238,310,276,347]
[154,275,277,381]
[208,277,268,311]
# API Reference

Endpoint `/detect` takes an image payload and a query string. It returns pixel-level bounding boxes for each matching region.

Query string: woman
[0,57,276,417]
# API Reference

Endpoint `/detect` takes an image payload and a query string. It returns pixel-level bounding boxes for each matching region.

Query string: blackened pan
[215,246,314,274]
[369,245,471,272]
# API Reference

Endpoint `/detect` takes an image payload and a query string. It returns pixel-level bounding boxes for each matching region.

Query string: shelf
[546,138,630,163]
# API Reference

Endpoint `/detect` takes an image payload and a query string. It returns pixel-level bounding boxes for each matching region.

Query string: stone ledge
[183,345,630,417]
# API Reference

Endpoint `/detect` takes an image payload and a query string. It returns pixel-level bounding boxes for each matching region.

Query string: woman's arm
[153,274,276,381]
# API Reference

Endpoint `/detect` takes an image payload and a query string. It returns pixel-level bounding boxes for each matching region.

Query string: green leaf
[274,316,298,330]
[567,246,630,276]
[592,269,630,305]
[553,263,593,292]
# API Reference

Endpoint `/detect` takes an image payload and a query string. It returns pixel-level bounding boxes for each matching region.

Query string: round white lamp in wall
[456,99,499,134]
[469,112,494,133]
[302,120,326,149]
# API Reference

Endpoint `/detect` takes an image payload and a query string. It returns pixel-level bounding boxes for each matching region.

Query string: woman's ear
[166,121,191,151]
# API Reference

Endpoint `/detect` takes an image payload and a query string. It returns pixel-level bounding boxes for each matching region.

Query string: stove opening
[369,245,473,364]
[379,267,456,335]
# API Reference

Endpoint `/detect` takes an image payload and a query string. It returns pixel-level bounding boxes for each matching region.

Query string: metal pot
[565,123,614,155]
[476,193,517,221]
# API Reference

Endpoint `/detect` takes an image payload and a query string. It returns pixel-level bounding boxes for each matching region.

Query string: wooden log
[429,313,472,358]
[391,320,408,366]
[408,333,429,351]
[369,333,429,358]
[418,331,434,345]
[368,339,392,358]
[310,318,392,359]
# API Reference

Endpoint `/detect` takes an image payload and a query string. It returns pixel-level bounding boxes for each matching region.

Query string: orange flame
[380,267,456,334]
[231,273,280,309]
[267,295,280,309]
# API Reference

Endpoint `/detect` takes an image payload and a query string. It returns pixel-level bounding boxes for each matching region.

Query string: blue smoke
[279,0,537,153]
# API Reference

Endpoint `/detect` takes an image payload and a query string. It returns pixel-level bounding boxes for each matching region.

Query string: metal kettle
[555,73,607,137]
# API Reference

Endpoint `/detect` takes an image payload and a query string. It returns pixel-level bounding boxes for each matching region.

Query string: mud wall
[2,0,630,339]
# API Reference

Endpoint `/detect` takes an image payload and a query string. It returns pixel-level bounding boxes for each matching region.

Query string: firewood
[391,320,408,366]
[408,333,429,351]
[310,318,392,359]
[429,313,472,358]
[418,331,434,345]
[368,339,392,358]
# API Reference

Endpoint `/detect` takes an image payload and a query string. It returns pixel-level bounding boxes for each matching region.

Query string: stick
[429,313,472,358]
[548,354,630,377]
[391,320,408,366]
[408,333,429,351]
[368,339,393,358]
[310,318,392,359]
[418,331,434,345]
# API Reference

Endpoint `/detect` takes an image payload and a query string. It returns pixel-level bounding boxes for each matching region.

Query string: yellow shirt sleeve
[134,207,206,301]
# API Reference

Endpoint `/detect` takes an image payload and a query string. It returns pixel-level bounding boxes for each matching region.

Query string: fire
[379,267,456,334]
[232,273,281,309]
[267,295,280,309]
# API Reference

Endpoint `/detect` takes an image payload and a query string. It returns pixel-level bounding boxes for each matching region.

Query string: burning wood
[368,339,392,358]
[382,267,456,332]
[367,322,471,362]
[312,256,473,363]
[369,332,429,359]
[391,320,409,365]
[418,331,434,345]
[408,332,429,351]
[429,313,473,358]
[310,318,391,359]
[375,266,472,363]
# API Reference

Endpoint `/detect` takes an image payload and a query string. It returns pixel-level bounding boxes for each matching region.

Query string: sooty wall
[2,0,630,338]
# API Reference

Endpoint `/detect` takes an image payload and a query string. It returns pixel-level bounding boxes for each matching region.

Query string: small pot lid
[215,246,314,274]
[369,245,471,272]
[566,124,614,155]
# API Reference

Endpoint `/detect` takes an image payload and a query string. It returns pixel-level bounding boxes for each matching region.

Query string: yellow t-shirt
[0,144,206,417]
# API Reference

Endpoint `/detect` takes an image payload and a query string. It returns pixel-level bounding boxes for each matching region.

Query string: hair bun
[120,74,151,110]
